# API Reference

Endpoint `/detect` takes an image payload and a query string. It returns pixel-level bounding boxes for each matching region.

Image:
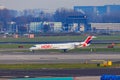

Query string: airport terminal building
[1,5,120,34]
[74,5,120,15]
[91,23,120,33]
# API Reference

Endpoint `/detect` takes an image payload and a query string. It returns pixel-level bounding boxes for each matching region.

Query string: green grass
[0,63,119,70]
[0,36,86,42]
[0,35,120,69]
[68,48,120,53]
[91,48,120,52]
[96,36,120,40]
[0,44,32,48]
[0,43,120,53]
[0,43,115,48]
[1,35,120,42]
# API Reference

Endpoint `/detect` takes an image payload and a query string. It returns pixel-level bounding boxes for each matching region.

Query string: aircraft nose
[29,46,37,50]
[29,47,34,51]
[29,47,34,50]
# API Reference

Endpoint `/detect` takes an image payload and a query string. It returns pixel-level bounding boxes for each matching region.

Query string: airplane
[29,36,96,52]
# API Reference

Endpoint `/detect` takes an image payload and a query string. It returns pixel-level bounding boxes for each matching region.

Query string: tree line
[0,8,120,32]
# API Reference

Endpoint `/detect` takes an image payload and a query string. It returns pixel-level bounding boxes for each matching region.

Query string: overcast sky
[0,0,120,12]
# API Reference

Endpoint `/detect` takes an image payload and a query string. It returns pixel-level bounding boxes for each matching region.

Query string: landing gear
[63,49,67,52]
[31,50,35,53]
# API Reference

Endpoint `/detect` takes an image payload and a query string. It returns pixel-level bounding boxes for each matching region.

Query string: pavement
[0,76,100,80]
[0,52,120,64]
[0,50,119,80]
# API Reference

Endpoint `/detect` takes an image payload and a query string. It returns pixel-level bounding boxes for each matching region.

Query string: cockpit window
[32,45,36,47]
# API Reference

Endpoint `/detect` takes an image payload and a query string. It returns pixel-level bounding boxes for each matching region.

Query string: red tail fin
[84,36,93,44]
[81,36,95,47]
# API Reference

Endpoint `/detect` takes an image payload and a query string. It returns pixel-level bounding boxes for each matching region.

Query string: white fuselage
[29,36,95,51]
[29,42,81,51]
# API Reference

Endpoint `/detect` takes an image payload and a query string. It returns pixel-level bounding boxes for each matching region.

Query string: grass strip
[0,63,119,70]
[1,35,120,42]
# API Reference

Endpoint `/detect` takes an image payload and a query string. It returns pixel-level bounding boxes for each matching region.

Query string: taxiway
[0,51,120,64]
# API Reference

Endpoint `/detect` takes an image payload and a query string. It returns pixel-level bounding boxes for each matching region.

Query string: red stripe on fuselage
[41,44,52,49]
